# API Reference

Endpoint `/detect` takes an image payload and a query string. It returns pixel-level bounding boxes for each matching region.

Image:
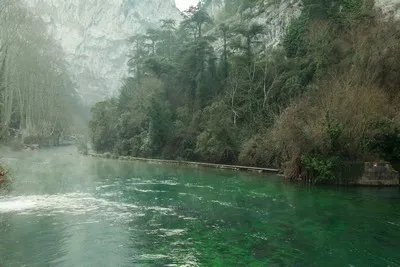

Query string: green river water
[0,147,400,266]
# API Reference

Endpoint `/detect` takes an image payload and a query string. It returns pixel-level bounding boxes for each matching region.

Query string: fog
[175,0,200,11]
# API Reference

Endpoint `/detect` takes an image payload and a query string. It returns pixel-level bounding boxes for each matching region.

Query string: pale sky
[175,0,200,11]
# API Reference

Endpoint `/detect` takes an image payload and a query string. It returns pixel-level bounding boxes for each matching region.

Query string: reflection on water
[1,147,400,266]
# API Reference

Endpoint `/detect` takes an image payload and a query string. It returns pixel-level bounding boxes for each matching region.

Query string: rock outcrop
[24,0,182,103]
[23,0,398,105]
[202,0,302,60]
[375,0,400,18]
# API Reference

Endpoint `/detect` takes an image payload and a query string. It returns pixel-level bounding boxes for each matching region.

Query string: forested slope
[89,0,400,183]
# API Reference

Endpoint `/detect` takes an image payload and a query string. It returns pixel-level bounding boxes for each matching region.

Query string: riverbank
[88,153,400,186]
[3,145,397,186]
[89,153,280,174]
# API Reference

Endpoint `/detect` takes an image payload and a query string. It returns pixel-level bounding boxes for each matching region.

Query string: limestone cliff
[205,0,302,53]
[375,0,400,18]
[24,0,181,103]
[23,0,398,104]
[205,0,399,54]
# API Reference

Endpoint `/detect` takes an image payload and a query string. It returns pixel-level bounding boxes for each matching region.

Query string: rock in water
[0,165,10,185]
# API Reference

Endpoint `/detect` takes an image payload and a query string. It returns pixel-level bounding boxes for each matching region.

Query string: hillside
[89,0,400,184]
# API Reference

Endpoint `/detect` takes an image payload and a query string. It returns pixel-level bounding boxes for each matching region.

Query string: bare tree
[0,0,79,142]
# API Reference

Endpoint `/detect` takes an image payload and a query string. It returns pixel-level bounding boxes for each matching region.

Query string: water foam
[0,193,173,218]
[0,193,123,214]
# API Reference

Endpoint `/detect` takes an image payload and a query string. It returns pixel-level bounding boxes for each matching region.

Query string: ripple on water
[210,200,233,207]
[131,187,168,193]
[130,179,180,186]
[178,192,203,201]
[138,254,169,260]
[95,184,116,190]
[158,228,186,236]
[184,183,214,190]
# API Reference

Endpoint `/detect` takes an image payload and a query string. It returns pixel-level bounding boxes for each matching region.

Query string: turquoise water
[0,147,400,266]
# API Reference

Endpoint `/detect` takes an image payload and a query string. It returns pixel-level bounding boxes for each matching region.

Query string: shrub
[238,135,280,168]
[268,76,396,181]
[301,155,337,184]
[367,122,400,163]
[195,101,238,163]
[89,99,119,153]
[0,162,8,176]
[74,135,89,155]
[283,13,309,57]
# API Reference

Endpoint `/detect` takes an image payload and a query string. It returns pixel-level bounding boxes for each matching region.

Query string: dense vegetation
[0,0,84,146]
[90,0,400,183]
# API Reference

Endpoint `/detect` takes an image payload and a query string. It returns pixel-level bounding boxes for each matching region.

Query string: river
[0,147,400,266]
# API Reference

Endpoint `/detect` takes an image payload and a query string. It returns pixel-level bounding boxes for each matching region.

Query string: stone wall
[357,162,399,186]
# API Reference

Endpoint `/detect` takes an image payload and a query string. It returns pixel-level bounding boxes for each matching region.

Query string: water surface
[1,147,400,266]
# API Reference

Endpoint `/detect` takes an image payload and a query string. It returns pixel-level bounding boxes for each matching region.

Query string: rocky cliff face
[24,0,397,104]
[206,0,302,53]
[24,0,181,103]
[206,0,399,55]
[375,0,400,18]
[23,0,301,104]
[256,0,303,50]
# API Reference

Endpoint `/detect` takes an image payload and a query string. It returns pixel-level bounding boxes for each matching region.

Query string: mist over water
[1,147,400,266]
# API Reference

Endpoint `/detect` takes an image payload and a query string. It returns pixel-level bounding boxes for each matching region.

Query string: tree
[89,99,118,153]
[145,28,162,55]
[219,23,230,78]
[0,0,82,143]
[232,23,264,61]
[160,19,177,58]
[184,5,212,39]
[128,34,147,82]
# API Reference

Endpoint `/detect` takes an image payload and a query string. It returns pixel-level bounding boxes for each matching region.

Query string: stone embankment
[89,153,280,174]
[88,153,399,186]
[357,162,399,186]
